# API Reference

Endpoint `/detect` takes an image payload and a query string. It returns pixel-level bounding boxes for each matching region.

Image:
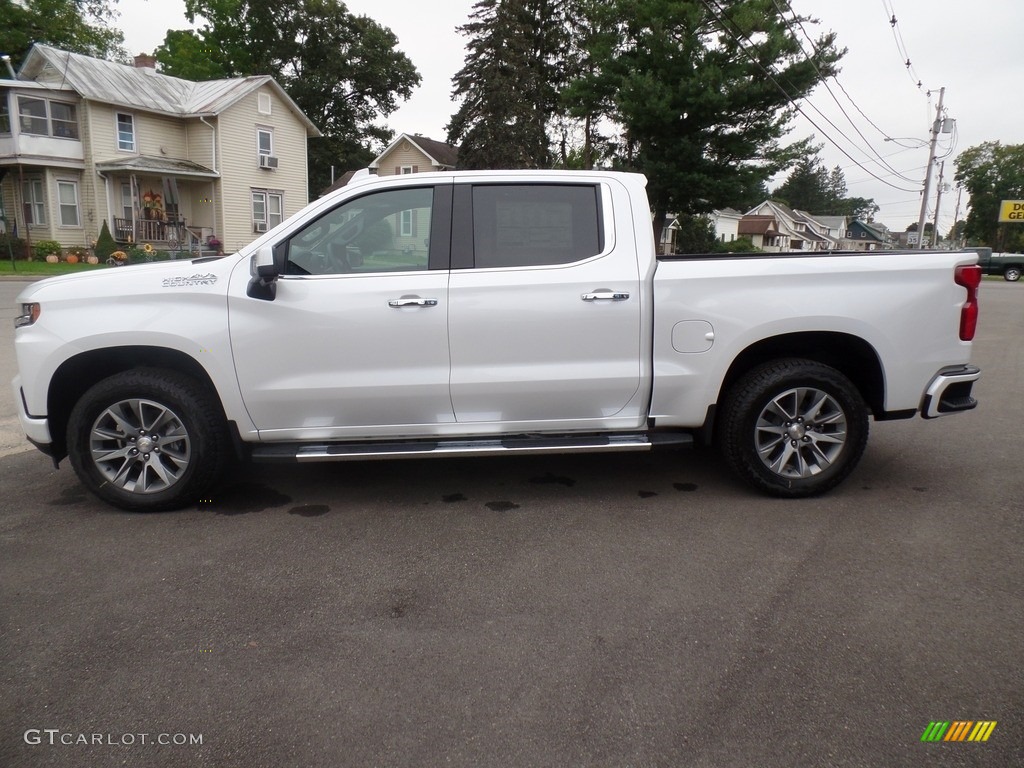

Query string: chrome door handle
[581,291,630,302]
[388,297,438,308]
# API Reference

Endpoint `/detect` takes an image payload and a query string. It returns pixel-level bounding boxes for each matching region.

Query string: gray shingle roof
[18,44,319,136]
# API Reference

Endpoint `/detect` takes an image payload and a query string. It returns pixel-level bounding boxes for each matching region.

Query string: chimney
[133,54,157,70]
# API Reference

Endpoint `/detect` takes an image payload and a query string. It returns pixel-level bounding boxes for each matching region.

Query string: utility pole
[932,160,946,248]
[916,86,945,249]
[952,185,964,249]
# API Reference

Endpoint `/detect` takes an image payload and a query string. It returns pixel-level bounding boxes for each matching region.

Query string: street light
[883,137,929,148]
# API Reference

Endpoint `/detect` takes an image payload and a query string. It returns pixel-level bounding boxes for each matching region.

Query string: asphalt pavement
[1,278,1021,767]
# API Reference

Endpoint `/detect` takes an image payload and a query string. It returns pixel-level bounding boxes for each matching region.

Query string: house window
[18,97,48,135]
[121,183,133,219]
[0,96,10,134]
[400,209,414,236]
[258,93,272,115]
[257,128,273,156]
[22,178,46,225]
[400,166,414,175]
[252,190,283,231]
[50,102,78,138]
[57,181,81,226]
[18,97,78,138]
[116,113,136,151]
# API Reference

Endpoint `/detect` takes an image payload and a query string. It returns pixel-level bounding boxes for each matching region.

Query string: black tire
[1004,266,1021,282]
[67,369,229,511]
[717,359,869,498]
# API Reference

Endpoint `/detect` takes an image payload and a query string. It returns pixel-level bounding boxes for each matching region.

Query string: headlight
[14,303,40,328]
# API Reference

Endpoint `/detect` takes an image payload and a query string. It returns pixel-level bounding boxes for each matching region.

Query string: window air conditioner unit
[259,155,279,169]
[254,222,268,233]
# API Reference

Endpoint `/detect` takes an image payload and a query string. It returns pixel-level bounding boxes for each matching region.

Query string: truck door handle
[581,291,630,302]
[388,297,438,308]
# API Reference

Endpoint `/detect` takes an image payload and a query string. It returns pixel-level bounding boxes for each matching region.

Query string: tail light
[954,264,981,341]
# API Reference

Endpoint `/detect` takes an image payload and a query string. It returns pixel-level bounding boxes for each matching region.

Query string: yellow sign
[999,200,1024,222]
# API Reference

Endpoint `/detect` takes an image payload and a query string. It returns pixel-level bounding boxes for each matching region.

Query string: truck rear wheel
[67,369,229,511]
[718,359,869,497]
[1004,266,1021,282]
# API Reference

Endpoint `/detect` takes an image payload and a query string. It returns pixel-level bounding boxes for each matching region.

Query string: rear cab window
[454,184,605,269]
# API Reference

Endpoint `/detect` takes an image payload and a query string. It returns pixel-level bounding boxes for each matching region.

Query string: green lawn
[0,260,110,277]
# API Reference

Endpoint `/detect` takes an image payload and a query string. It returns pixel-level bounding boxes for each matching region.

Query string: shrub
[715,236,760,254]
[33,239,64,261]
[94,221,117,262]
[0,233,30,260]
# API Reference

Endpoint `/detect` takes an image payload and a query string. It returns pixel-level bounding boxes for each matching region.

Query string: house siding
[216,87,309,251]
[377,143,431,176]
[3,47,317,256]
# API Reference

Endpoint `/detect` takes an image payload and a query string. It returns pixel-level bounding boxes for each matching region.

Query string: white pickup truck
[12,170,981,510]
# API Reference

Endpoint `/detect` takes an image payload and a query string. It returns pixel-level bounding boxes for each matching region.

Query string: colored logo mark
[921,721,997,742]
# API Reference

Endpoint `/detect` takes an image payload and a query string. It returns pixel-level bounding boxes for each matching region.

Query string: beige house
[0,44,319,256]
[370,133,459,177]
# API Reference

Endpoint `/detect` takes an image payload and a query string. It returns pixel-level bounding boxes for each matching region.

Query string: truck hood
[16,256,241,303]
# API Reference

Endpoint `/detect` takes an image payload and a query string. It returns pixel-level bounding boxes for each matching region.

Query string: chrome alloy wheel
[88,398,192,494]
[754,386,848,479]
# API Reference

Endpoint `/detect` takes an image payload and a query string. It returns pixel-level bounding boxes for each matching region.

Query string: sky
[115,0,1024,232]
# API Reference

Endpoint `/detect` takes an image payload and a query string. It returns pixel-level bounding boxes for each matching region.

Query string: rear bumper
[920,365,981,419]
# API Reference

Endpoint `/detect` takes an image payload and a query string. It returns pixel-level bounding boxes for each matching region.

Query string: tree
[955,141,1024,251]
[568,0,844,241]
[156,0,420,195]
[773,154,833,212]
[447,0,569,169]
[558,0,619,169]
[772,153,878,219]
[0,0,124,67]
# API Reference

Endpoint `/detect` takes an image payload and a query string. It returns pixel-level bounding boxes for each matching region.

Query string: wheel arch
[47,346,223,461]
[717,331,885,419]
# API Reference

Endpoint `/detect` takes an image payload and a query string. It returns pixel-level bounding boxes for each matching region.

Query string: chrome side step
[251,432,693,463]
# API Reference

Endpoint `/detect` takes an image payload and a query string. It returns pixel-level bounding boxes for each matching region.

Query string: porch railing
[113,216,203,254]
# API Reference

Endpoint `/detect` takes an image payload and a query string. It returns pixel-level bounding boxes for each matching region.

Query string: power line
[773,0,919,183]
[880,0,928,92]
[699,0,920,193]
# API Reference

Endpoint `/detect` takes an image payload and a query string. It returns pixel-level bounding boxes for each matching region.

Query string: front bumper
[11,375,53,448]
[920,365,981,419]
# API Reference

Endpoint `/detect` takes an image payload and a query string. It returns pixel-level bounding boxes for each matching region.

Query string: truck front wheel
[67,369,229,511]
[718,359,869,497]
[1003,266,1021,282]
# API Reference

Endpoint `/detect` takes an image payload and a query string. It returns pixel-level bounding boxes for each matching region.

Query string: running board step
[251,432,693,463]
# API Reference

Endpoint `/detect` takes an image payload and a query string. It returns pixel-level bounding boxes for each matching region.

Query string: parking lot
[1,278,1021,767]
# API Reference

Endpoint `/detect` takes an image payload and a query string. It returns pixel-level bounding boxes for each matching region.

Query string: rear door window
[470,185,603,269]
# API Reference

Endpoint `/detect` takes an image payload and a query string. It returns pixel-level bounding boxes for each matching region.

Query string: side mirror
[247,246,278,301]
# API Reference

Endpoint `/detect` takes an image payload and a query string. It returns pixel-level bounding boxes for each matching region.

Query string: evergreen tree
[773,154,833,212]
[558,0,618,169]
[448,0,569,169]
[568,0,844,241]
[94,220,116,261]
[773,153,877,219]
